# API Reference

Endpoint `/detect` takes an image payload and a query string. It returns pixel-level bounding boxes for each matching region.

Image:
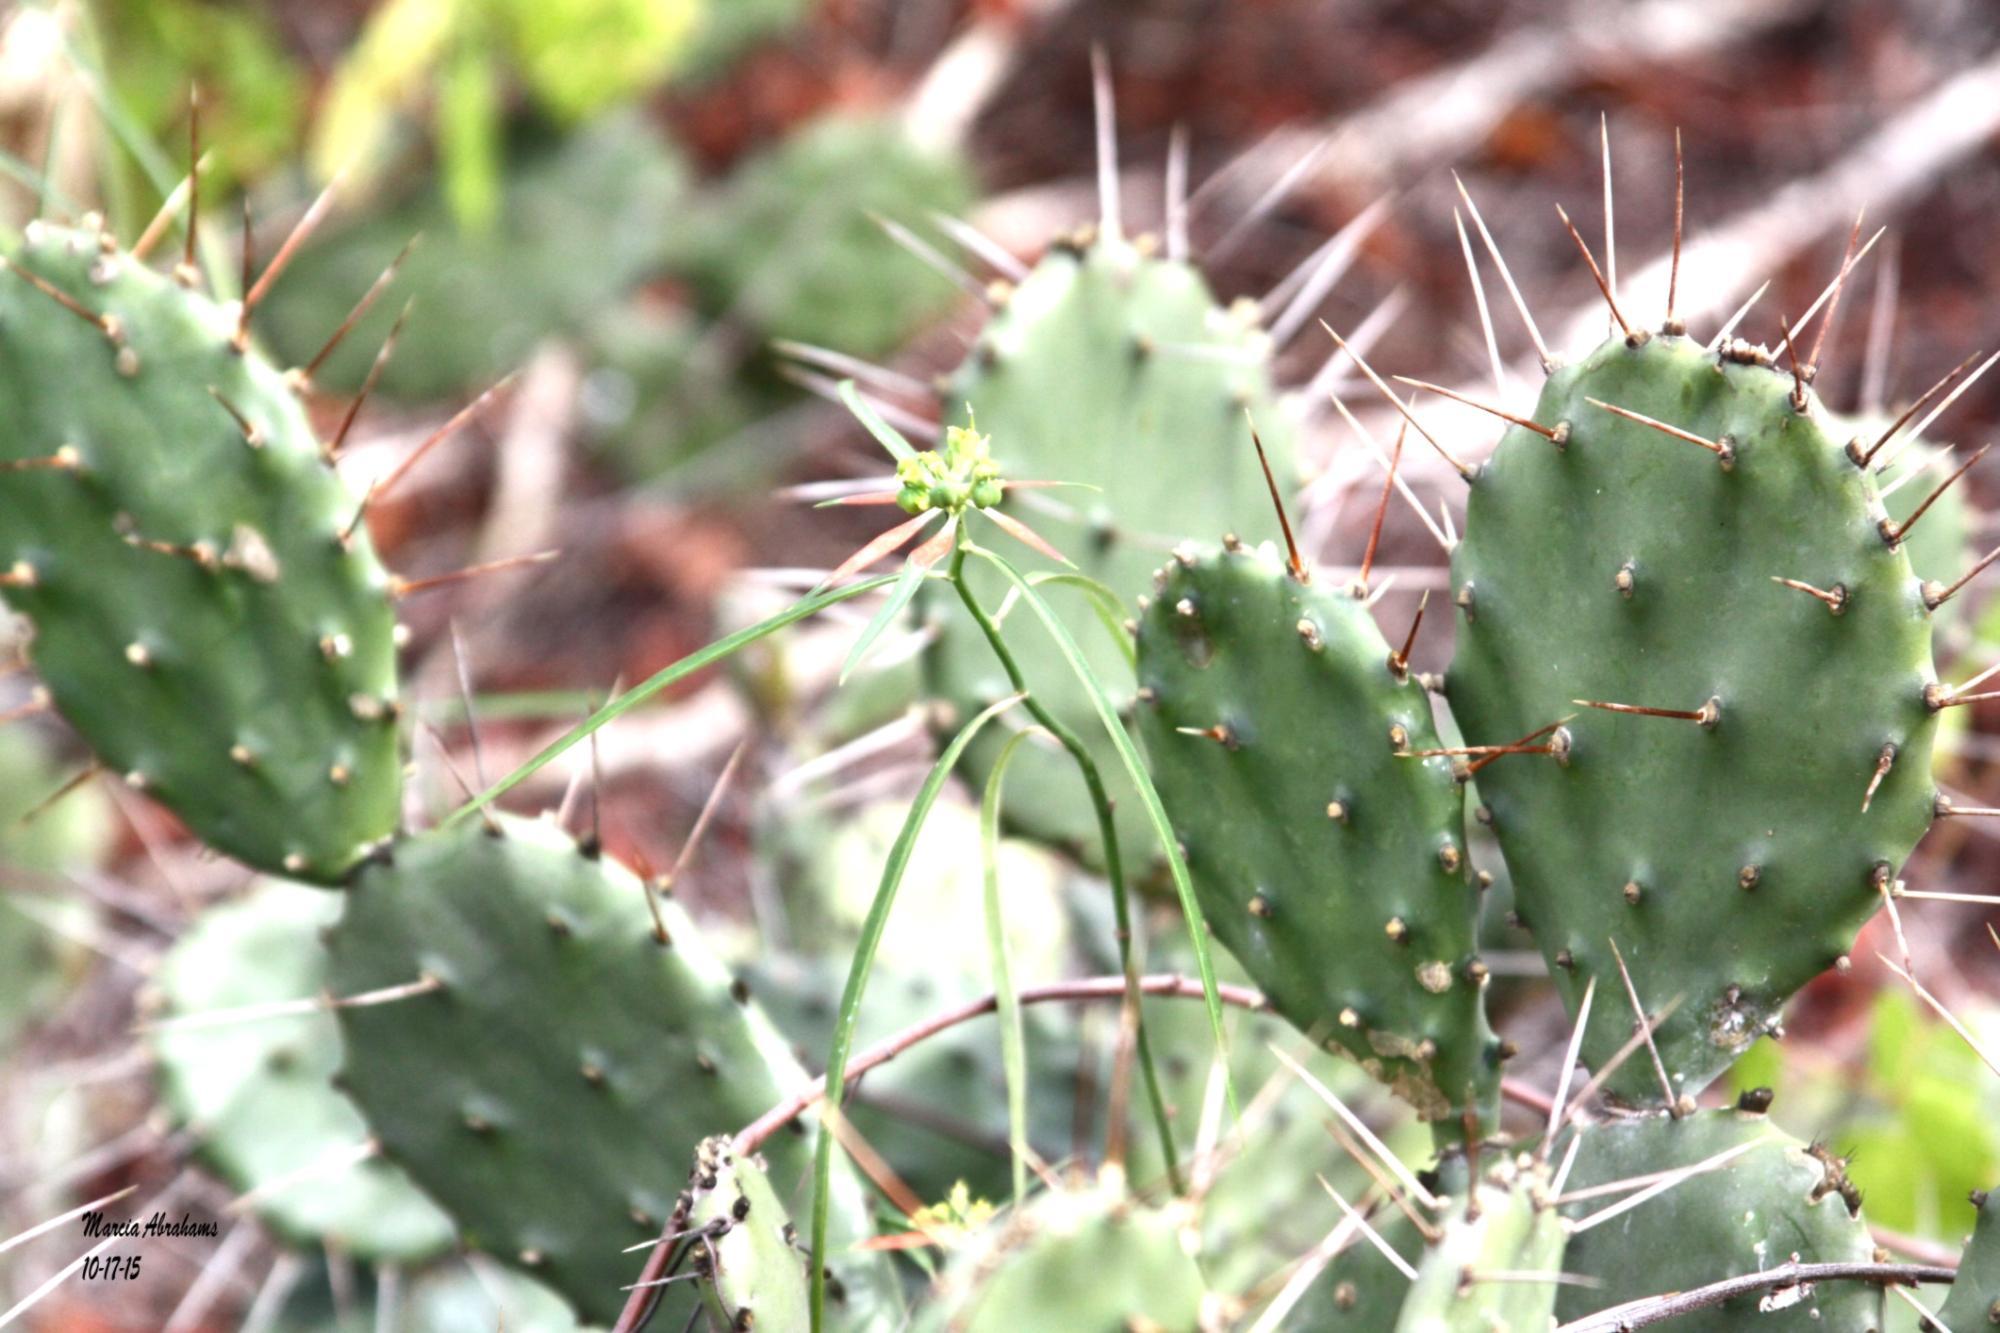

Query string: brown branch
[1556,1261,1954,1332]
[734,973,1265,1154]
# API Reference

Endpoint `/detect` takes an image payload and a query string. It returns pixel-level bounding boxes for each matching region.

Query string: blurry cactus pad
[1940,1186,2000,1330]
[324,812,893,1327]
[919,227,1297,862]
[150,881,455,1261]
[0,221,402,883]
[1446,327,1939,1106]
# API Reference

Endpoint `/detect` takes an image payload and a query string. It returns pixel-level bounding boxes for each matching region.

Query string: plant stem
[733,973,1267,1155]
[1554,1261,1954,1332]
[947,543,1187,1193]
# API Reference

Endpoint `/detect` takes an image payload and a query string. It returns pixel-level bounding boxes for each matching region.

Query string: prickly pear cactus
[324,813,896,1327]
[681,1135,811,1332]
[926,230,1294,862]
[1396,1158,1564,1332]
[1553,1106,1883,1329]
[1447,331,1937,1104]
[0,222,401,883]
[912,1174,1208,1332]
[1940,1187,2000,1330]
[1135,539,1500,1136]
[150,880,454,1261]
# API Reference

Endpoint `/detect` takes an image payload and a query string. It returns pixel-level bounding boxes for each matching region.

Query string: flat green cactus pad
[1553,1108,1883,1330]
[1448,332,1938,1105]
[325,813,895,1327]
[0,222,401,883]
[925,231,1294,863]
[1939,1187,2000,1330]
[1135,539,1499,1135]
[1395,1159,1564,1332]
[682,1135,811,1332]
[912,1177,1208,1332]
[150,881,454,1261]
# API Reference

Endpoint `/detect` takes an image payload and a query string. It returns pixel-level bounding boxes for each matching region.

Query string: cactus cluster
[11,59,2000,1333]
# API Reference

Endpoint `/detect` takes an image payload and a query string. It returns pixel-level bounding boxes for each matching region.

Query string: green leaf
[837,378,917,462]
[437,32,502,232]
[809,691,1025,1332]
[446,574,904,826]
[964,542,1235,1109]
[841,542,933,684]
[1027,570,1136,670]
[980,728,1041,1206]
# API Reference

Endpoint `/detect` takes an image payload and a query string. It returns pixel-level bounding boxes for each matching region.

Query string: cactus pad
[1447,332,1938,1104]
[912,1176,1208,1332]
[0,222,401,882]
[1553,1107,1882,1329]
[1135,539,1500,1133]
[150,881,454,1260]
[325,813,891,1326]
[681,1135,811,1332]
[925,231,1294,861]
[1395,1159,1564,1332]
[1940,1187,2000,1330]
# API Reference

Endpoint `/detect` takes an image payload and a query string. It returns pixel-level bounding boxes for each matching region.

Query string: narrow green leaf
[980,728,1042,1206]
[446,574,903,826]
[809,691,1025,1332]
[965,542,1236,1107]
[1028,570,1137,670]
[841,548,932,683]
[837,378,918,462]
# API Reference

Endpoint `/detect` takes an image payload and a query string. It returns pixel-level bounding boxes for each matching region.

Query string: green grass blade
[1027,570,1136,670]
[841,553,927,684]
[446,574,903,826]
[809,691,1025,1332]
[980,727,1041,1206]
[965,542,1236,1109]
[837,378,917,462]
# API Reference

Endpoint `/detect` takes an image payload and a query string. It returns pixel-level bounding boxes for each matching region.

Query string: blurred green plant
[314,0,701,229]
[262,111,685,400]
[95,0,305,193]
[670,114,975,355]
[0,723,111,1055]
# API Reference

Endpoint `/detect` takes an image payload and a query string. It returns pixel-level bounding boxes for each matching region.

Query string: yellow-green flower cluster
[895,421,1004,515]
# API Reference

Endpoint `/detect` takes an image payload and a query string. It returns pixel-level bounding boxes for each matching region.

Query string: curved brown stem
[735,973,1267,1154]
[1556,1262,1954,1332]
